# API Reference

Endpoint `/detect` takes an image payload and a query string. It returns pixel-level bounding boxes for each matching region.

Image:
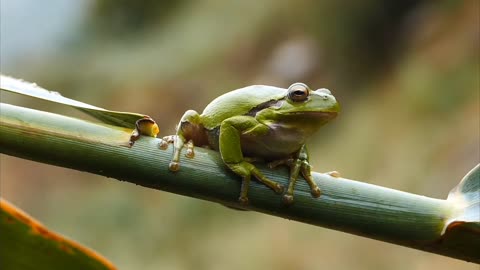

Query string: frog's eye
[287,83,310,102]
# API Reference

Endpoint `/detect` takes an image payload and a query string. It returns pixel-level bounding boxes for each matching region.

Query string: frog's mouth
[278,111,338,128]
[287,110,338,120]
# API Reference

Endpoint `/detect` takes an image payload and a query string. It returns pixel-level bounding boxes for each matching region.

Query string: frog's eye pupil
[287,83,310,102]
[294,90,305,96]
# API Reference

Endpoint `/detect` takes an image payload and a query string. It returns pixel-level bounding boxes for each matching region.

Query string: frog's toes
[185,148,194,158]
[184,140,195,158]
[159,139,170,150]
[282,194,294,205]
[238,196,249,205]
[159,135,176,150]
[169,161,180,172]
[273,183,285,194]
[311,186,321,198]
[159,141,168,150]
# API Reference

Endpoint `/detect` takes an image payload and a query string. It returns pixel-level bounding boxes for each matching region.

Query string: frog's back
[201,85,286,129]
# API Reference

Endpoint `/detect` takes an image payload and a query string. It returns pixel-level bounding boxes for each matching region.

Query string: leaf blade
[0,75,153,130]
[0,199,117,270]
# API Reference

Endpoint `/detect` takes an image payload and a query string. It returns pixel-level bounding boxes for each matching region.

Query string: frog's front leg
[269,145,321,205]
[219,116,284,204]
[160,110,201,171]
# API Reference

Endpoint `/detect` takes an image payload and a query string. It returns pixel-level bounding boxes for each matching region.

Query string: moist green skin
[161,83,339,205]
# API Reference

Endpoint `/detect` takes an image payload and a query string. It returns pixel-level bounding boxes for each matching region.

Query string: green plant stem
[0,103,478,263]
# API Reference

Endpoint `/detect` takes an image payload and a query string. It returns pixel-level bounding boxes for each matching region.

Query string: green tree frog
[160,83,339,205]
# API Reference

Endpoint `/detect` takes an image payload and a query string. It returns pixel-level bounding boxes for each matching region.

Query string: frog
[160,82,339,205]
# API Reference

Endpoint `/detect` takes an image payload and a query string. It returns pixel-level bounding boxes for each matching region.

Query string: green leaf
[0,199,116,270]
[0,75,156,132]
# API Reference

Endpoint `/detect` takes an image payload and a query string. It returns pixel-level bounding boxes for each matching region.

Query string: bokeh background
[1,1,479,269]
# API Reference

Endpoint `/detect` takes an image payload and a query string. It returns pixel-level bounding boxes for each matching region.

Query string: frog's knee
[227,161,253,176]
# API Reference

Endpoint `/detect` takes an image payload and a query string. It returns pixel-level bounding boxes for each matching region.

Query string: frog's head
[256,82,339,134]
[283,82,339,116]
[265,82,339,122]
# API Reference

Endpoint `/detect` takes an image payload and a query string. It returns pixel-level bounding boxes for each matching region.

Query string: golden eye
[287,83,310,102]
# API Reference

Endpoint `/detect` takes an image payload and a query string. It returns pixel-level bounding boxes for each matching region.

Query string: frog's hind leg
[219,116,284,204]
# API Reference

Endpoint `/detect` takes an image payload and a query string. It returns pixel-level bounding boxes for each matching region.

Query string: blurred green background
[1,1,478,269]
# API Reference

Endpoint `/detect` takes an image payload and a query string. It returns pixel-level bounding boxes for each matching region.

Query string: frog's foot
[281,194,294,204]
[158,136,179,171]
[228,161,284,205]
[159,135,175,150]
[184,140,195,158]
[278,158,321,205]
[238,193,249,205]
[169,161,180,172]
[159,135,194,172]
[160,136,195,158]
[300,163,321,198]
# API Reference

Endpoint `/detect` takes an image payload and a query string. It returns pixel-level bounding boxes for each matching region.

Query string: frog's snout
[316,88,340,113]
[329,99,340,113]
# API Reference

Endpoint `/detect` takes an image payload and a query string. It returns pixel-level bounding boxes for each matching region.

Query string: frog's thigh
[218,116,267,164]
